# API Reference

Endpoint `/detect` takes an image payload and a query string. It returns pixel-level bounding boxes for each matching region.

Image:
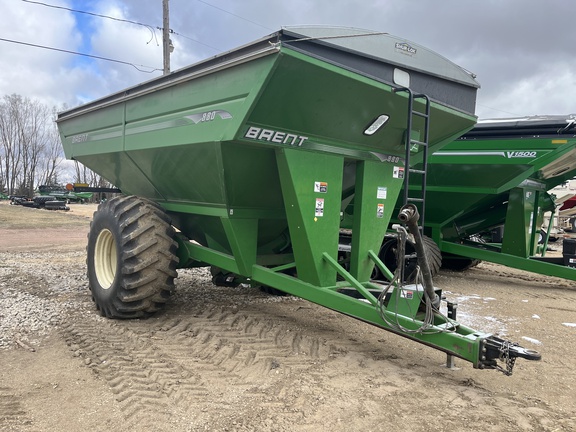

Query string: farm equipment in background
[401,115,576,280]
[57,26,540,374]
[4,183,92,210]
[9,194,70,211]
[37,184,94,203]
[552,193,576,234]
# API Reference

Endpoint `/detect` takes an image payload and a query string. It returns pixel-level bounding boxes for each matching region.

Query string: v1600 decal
[433,151,539,159]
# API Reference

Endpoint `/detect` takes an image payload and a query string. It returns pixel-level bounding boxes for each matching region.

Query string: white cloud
[0,0,80,108]
[90,3,163,72]
[1,0,576,119]
[478,67,576,119]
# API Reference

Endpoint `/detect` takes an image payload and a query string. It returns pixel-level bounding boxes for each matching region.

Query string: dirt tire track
[0,386,31,430]
[58,289,381,431]
[149,306,331,374]
[61,270,575,431]
[60,313,221,429]
[58,302,341,430]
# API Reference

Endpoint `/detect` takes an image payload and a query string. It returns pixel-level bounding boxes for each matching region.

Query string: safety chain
[498,340,517,376]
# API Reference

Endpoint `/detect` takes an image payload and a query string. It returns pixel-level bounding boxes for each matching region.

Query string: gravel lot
[1,200,575,432]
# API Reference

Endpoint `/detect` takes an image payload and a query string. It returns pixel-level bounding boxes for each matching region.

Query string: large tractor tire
[44,200,69,211]
[21,200,39,208]
[441,254,481,271]
[87,195,179,319]
[377,235,442,283]
[33,196,54,207]
[210,266,241,288]
[441,235,484,271]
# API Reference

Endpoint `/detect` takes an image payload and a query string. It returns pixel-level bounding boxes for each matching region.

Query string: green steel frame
[173,148,534,370]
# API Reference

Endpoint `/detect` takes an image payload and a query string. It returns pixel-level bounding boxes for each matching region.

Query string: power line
[195,0,274,31]
[21,0,156,33]
[167,30,221,52]
[476,103,522,117]
[0,37,162,73]
[21,0,222,51]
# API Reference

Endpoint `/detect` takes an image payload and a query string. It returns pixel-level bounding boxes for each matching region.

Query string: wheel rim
[94,228,117,289]
[379,240,417,281]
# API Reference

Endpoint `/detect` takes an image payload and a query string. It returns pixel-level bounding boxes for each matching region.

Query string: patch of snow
[521,336,542,345]
[455,311,508,336]
[451,295,510,336]
[456,295,482,302]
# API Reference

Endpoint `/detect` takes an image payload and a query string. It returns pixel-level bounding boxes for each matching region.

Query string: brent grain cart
[57,26,539,374]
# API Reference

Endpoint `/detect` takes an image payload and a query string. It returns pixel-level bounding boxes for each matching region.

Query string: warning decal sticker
[315,198,324,217]
[377,187,387,199]
[400,289,414,299]
[393,166,405,179]
[314,182,328,193]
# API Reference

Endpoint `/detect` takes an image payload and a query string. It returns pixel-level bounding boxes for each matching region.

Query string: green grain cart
[417,115,576,279]
[57,26,539,374]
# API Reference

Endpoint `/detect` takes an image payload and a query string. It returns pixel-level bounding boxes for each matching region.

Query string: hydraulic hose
[397,204,439,308]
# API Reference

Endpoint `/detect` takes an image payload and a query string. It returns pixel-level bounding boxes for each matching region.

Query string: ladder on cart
[394,88,431,230]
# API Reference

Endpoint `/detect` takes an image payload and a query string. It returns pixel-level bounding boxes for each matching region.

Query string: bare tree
[0,95,65,195]
[74,160,112,187]
[39,125,64,186]
[73,160,91,185]
[0,94,109,198]
[21,99,53,196]
[0,96,21,195]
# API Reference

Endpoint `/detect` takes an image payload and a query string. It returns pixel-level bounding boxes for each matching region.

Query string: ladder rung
[409,169,426,175]
[413,111,429,119]
[407,197,425,203]
[410,139,428,147]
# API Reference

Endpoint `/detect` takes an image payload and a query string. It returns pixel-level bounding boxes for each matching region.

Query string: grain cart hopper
[57,26,539,374]
[407,115,576,280]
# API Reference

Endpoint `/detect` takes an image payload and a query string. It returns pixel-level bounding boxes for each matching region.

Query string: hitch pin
[446,300,458,369]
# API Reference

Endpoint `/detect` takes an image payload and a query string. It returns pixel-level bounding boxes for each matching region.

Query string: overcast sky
[1,0,574,120]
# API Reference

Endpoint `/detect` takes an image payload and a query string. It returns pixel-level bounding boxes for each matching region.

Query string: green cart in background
[416,115,576,280]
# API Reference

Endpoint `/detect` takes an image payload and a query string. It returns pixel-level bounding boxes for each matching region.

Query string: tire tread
[87,195,179,319]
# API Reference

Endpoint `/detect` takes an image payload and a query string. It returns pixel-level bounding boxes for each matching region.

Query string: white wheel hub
[94,228,117,289]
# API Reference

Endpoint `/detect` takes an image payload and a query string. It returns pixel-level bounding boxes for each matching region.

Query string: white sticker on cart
[400,289,414,299]
[393,166,405,179]
[377,187,387,199]
[314,181,328,193]
[315,198,324,217]
[377,203,384,218]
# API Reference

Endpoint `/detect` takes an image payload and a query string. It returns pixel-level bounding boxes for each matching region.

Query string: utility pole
[162,0,170,74]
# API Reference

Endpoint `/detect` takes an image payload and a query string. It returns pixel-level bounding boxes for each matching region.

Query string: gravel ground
[1,201,576,432]
[0,250,87,350]
[0,248,298,351]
